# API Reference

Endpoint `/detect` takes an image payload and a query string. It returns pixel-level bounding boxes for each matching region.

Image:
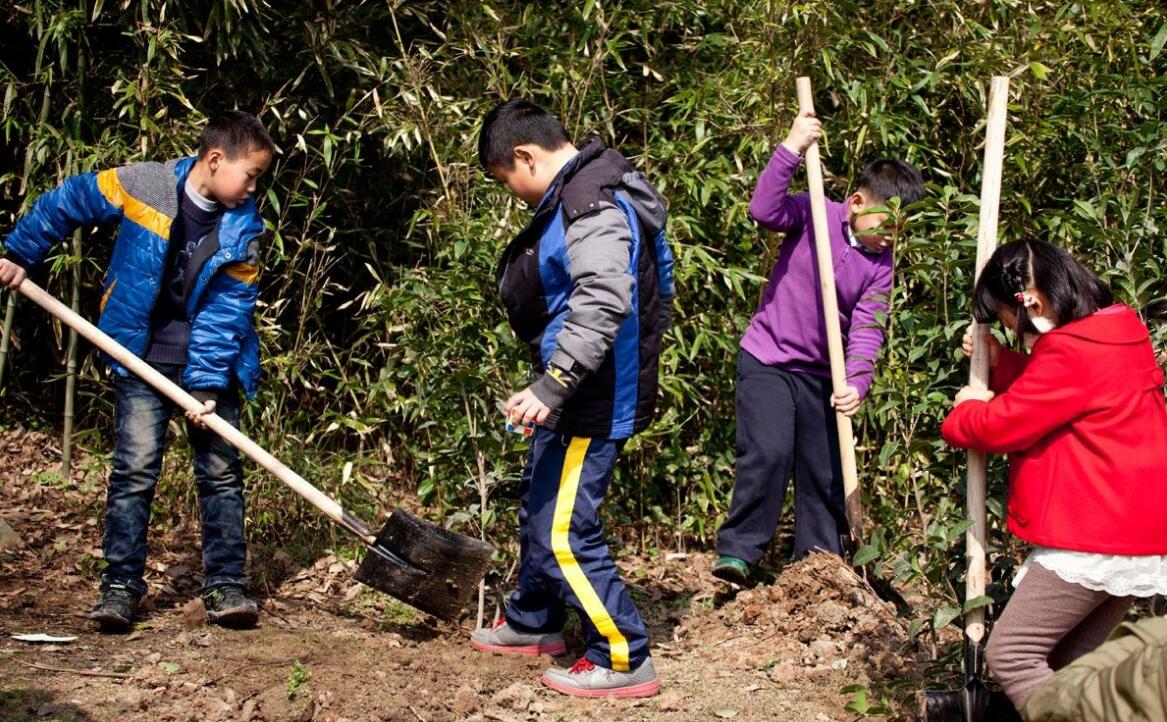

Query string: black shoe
[202,584,258,628]
[89,584,140,633]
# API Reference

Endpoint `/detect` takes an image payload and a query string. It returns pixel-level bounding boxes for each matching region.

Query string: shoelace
[568,657,596,675]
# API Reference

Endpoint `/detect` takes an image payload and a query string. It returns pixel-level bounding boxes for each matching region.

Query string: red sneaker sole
[470,639,567,657]
[540,674,661,698]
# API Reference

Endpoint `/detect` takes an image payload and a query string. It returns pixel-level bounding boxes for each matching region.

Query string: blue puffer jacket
[4,156,264,397]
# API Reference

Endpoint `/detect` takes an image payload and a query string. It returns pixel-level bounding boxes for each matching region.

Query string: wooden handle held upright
[796,76,863,545]
[16,279,376,545]
[965,76,1010,645]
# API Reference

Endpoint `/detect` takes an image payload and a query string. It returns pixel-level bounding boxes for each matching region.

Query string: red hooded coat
[942,305,1167,554]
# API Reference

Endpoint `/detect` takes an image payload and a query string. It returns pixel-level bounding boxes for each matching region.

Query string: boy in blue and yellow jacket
[469,100,674,698]
[0,111,274,632]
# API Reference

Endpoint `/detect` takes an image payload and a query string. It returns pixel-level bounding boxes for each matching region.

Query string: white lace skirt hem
[1013,547,1167,597]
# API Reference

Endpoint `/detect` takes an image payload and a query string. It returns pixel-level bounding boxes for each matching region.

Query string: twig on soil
[260,602,292,624]
[408,705,428,722]
[11,658,131,678]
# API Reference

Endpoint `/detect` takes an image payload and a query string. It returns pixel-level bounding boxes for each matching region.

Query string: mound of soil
[677,553,919,688]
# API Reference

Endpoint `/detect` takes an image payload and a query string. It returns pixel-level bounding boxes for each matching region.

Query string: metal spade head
[917,641,1021,722]
[355,509,494,621]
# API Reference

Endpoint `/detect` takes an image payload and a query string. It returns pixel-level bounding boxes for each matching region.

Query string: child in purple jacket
[712,111,924,583]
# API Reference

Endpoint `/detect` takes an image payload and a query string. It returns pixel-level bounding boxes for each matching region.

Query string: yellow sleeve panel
[96,169,173,241]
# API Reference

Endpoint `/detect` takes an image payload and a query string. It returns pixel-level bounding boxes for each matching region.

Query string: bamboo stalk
[0,293,16,390]
[965,76,1010,646]
[62,39,88,481]
[62,225,82,479]
[795,76,863,544]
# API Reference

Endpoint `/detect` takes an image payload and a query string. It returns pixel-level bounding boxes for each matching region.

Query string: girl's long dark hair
[972,240,1113,334]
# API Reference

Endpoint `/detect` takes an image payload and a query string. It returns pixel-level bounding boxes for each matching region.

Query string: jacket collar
[171,155,263,250]
[1039,304,1148,346]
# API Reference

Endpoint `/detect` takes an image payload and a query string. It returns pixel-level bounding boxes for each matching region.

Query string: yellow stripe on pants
[552,436,630,672]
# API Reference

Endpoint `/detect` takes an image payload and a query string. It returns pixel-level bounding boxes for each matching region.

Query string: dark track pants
[716,349,847,564]
[504,429,649,671]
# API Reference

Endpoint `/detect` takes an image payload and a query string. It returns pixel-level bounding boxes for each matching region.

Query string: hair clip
[1015,292,1037,308]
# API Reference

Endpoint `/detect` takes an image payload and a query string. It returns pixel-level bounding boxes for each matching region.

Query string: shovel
[918,77,1021,721]
[796,77,909,614]
[15,278,493,621]
[796,77,864,548]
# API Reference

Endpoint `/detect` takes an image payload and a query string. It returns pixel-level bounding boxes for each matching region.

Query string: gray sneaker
[541,656,660,698]
[470,618,566,656]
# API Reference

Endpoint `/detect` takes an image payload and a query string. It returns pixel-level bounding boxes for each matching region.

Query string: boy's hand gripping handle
[795,77,864,546]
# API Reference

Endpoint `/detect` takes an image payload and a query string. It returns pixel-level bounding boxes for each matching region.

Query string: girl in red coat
[942,240,1167,711]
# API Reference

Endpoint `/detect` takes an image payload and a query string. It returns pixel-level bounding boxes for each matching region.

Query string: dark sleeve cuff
[529,361,583,411]
[659,297,675,334]
[2,250,32,271]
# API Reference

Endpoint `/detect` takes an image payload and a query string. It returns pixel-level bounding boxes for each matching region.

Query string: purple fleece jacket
[740,144,893,400]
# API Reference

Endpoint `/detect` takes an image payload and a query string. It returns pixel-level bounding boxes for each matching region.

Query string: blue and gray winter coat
[496,138,675,439]
[4,157,264,397]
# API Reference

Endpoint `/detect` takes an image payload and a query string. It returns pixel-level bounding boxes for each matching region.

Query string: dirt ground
[0,425,929,722]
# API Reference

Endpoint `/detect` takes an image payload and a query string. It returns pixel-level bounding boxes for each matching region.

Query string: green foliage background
[2,0,1165,647]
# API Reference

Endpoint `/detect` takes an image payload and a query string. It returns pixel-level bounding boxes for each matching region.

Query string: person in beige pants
[1023,615,1167,721]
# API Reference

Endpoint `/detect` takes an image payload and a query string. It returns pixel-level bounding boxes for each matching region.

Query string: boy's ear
[848,191,866,211]
[203,148,224,171]
[513,145,537,172]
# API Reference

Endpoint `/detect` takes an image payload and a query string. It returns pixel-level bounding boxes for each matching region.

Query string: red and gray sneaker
[469,617,567,656]
[540,656,660,698]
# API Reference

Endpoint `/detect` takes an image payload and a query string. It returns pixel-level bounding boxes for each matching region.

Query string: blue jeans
[102,364,248,597]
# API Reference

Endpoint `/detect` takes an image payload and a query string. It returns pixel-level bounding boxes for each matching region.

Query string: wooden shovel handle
[965,76,1010,645]
[796,77,863,544]
[16,279,376,546]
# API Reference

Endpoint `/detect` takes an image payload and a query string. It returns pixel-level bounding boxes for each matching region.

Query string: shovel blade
[917,684,1021,722]
[355,509,493,621]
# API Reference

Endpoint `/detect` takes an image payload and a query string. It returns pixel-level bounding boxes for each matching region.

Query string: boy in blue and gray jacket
[0,111,274,632]
[469,100,674,698]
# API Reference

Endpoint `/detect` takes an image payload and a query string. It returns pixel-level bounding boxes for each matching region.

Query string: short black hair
[478,99,572,171]
[973,240,1113,334]
[198,110,275,159]
[856,159,925,206]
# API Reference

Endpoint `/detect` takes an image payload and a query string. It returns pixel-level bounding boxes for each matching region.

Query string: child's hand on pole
[184,399,216,429]
[505,387,551,427]
[962,323,1001,369]
[954,385,995,406]
[830,385,862,417]
[0,259,27,289]
[782,111,823,156]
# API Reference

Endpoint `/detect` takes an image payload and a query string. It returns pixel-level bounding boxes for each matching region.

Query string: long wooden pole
[795,77,863,544]
[965,76,1010,646]
[16,279,378,545]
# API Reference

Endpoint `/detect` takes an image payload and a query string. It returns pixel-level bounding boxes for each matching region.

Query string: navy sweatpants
[504,428,649,671]
[716,349,848,564]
